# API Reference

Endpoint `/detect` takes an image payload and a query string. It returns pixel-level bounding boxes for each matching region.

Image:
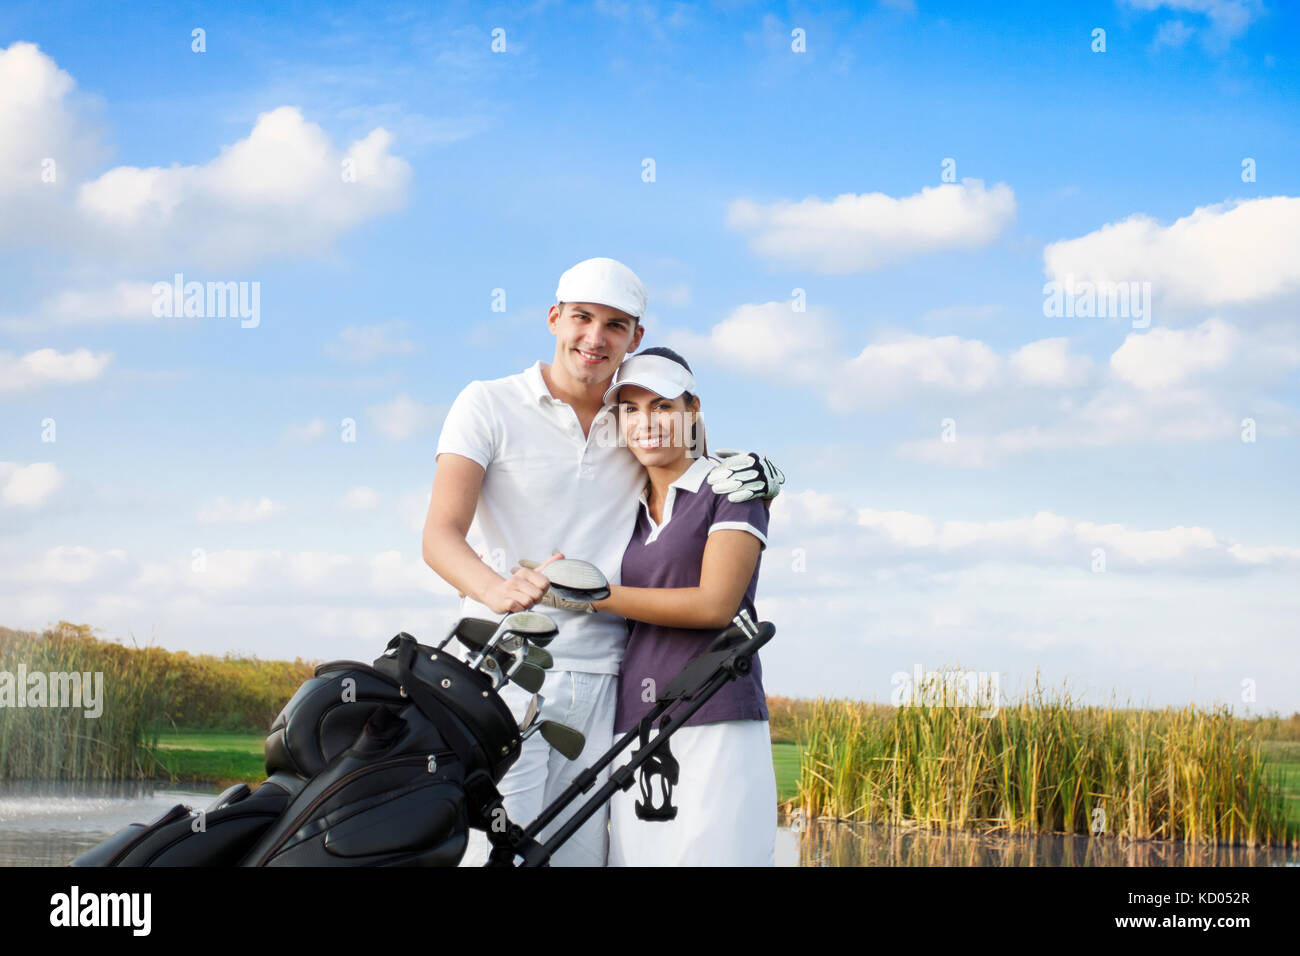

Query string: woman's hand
[513,556,596,613]
[482,552,564,614]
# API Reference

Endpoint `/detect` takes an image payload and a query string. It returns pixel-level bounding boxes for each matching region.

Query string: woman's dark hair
[632,346,707,457]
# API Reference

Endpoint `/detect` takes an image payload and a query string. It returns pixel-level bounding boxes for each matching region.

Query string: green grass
[1262,741,1300,829]
[148,731,265,787]
[772,741,799,802]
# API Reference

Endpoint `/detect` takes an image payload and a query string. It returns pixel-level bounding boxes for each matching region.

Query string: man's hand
[481,552,563,614]
[706,449,785,503]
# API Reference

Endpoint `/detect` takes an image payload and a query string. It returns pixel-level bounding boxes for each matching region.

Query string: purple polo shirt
[613,455,770,734]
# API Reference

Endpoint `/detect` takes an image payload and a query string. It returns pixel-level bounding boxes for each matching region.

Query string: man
[422,257,782,866]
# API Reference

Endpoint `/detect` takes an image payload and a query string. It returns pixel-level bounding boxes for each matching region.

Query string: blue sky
[2,1,1297,713]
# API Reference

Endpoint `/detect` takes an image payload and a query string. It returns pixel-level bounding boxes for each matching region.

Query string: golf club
[533,558,611,603]
[519,693,543,732]
[521,719,586,760]
[467,611,556,669]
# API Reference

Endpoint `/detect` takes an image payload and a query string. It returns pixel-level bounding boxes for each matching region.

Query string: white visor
[602,353,696,405]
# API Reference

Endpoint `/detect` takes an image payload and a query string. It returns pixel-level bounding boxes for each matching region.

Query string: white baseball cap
[555,257,647,319]
[602,352,696,405]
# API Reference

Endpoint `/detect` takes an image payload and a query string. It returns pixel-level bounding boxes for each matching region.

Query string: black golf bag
[72,613,775,867]
[73,629,524,867]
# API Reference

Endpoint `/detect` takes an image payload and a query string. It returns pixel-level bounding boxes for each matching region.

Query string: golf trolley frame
[482,609,775,867]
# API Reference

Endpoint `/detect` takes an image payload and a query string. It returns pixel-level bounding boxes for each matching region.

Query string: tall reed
[1,622,316,782]
[0,623,174,781]
[793,675,1293,847]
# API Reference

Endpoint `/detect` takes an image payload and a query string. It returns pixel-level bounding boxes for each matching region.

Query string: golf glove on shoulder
[706,449,785,503]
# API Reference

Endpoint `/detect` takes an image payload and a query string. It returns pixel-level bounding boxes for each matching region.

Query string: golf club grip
[707,620,775,653]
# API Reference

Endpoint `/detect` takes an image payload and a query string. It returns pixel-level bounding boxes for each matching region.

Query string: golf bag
[71,613,775,867]
[73,629,524,867]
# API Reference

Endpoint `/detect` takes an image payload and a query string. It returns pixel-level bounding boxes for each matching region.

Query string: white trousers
[459,669,618,867]
[609,719,776,867]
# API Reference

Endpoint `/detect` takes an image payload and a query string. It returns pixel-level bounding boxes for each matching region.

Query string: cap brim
[602,374,686,406]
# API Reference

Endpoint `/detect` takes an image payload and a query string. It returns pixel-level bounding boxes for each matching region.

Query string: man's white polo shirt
[435,360,645,674]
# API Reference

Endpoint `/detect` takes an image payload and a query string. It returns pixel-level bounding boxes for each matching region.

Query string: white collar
[637,454,716,503]
[523,361,616,417]
[523,361,555,405]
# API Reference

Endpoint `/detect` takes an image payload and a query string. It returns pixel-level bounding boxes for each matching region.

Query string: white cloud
[24,545,128,584]
[0,348,111,390]
[1151,19,1195,49]
[339,486,380,511]
[673,301,1095,410]
[669,301,835,379]
[1009,337,1095,387]
[1109,318,1236,389]
[283,418,327,443]
[7,543,455,610]
[1123,0,1264,51]
[400,487,433,534]
[1043,197,1300,316]
[325,321,416,362]
[0,462,65,508]
[196,496,282,524]
[368,395,445,440]
[0,43,104,215]
[781,490,1299,573]
[0,281,158,332]
[727,179,1016,273]
[75,106,410,267]
[0,43,411,269]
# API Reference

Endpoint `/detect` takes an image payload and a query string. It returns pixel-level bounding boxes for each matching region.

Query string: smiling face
[547,301,645,388]
[616,383,701,468]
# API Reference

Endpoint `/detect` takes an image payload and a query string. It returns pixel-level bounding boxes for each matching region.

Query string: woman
[548,346,776,866]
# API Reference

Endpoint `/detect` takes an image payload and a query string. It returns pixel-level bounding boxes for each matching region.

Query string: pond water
[0,781,221,867]
[776,815,1299,867]
[0,783,1292,867]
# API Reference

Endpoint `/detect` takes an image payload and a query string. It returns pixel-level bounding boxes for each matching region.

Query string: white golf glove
[706,449,785,503]
[514,557,595,613]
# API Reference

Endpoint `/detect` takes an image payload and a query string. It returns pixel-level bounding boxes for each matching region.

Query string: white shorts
[609,719,776,867]
[459,669,618,867]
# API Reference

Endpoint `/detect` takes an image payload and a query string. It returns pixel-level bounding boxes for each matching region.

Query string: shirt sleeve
[708,495,769,551]
[435,380,496,469]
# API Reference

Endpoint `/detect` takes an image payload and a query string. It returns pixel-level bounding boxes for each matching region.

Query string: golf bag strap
[390,634,489,778]
[634,715,679,821]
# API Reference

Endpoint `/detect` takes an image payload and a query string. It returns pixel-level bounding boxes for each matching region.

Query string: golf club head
[524,645,553,669]
[539,720,586,760]
[500,611,559,648]
[506,659,547,694]
[538,559,611,603]
[469,611,556,667]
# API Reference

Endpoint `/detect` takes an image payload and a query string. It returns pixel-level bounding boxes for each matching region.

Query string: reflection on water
[0,781,219,867]
[777,815,1299,867]
[2,784,1293,867]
